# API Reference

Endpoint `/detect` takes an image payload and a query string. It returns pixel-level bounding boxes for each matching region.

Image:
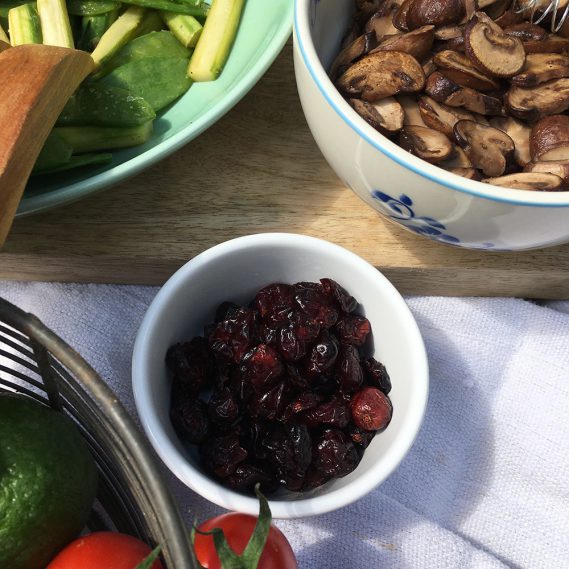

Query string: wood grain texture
[1,42,569,298]
[0,44,93,246]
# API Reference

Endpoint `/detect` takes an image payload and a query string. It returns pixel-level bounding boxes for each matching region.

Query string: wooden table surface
[2,42,569,299]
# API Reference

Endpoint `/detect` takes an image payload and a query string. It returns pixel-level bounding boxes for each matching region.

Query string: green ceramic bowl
[18,0,292,217]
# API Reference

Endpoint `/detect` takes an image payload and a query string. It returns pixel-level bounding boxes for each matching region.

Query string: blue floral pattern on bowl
[371,191,495,249]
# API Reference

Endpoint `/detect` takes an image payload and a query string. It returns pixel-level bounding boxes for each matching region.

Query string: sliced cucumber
[188,0,244,82]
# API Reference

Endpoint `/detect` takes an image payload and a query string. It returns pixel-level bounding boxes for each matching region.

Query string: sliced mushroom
[393,0,413,31]
[406,0,465,30]
[349,97,405,135]
[506,78,569,121]
[523,34,569,54]
[454,119,515,176]
[330,32,378,79]
[398,125,454,162]
[434,24,463,40]
[504,22,547,42]
[372,26,435,61]
[511,53,569,87]
[440,144,472,167]
[433,50,501,91]
[464,12,526,78]
[493,8,525,28]
[397,94,428,125]
[447,167,482,179]
[524,160,569,184]
[423,57,437,76]
[336,51,425,101]
[490,116,531,166]
[483,172,564,189]
[365,5,401,42]
[418,95,477,136]
[426,71,504,115]
[529,115,569,161]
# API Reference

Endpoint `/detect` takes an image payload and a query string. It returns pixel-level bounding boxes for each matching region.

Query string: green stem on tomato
[134,545,162,569]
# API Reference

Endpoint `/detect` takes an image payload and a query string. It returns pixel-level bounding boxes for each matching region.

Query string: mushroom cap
[511,53,569,87]
[454,119,515,176]
[530,115,569,161]
[464,12,526,78]
[393,0,413,31]
[407,0,465,30]
[418,95,477,136]
[336,50,425,101]
[522,34,569,54]
[397,94,428,126]
[398,125,454,162]
[372,25,435,62]
[506,78,569,121]
[433,50,501,91]
[504,22,547,42]
[330,32,377,80]
[483,172,564,190]
[524,160,569,183]
[448,166,482,179]
[349,97,405,135]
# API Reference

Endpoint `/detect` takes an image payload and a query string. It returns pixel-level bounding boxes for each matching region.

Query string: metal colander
[0,297,198,569]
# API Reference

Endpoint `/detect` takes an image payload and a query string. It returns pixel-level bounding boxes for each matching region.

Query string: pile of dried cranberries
[166,279,393,494]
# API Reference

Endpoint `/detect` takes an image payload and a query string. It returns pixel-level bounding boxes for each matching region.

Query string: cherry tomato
[194,513,297,569]
[46,531,164,569]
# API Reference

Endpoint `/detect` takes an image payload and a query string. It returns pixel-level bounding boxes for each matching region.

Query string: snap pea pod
[33,153,113,174]
[118,0,208,17]
[8,3,42,45]
[54,122,153,153]
[133,8,163,37]
[58,83,156,126]
[67,0,121,16]
[33,132,73,172]
[77,9,118,51]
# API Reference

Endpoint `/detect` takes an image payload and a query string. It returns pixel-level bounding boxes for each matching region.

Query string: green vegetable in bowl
[1,0,246,176]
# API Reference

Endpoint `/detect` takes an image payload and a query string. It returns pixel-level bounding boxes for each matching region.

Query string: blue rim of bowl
[294,0,569,208]
[17,3,293,217]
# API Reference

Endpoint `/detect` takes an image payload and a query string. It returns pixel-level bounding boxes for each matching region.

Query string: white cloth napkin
[1,281,568,569]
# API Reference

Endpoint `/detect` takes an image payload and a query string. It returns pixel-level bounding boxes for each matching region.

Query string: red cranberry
[350,387,392,431]
[363,357,392,394]
[208,307,257,363]
[312,429,360,477]
[302,397,350,428]
[320,278,358,313]
[240,344,284,390]
[335,344,364,393]
[254,283,295,324]
[305,330,339,376]
[294,285,339,329]
[334,315,371,346]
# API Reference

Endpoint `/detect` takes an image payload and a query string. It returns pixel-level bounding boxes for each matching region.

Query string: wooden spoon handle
[0,44,93,247]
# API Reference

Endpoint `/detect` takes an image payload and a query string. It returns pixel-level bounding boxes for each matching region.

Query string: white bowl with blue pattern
[293,0,569,251]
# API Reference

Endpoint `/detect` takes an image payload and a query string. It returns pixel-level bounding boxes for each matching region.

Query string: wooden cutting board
[1,42,569,298]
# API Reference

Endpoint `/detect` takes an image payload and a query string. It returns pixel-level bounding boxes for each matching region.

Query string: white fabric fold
[1,282,568,569]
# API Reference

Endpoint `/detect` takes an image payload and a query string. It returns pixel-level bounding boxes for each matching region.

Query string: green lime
[0,393,98,569]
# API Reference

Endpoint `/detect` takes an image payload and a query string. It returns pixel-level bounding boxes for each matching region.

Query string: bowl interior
[133,234,428,517]
[18,0,293,216]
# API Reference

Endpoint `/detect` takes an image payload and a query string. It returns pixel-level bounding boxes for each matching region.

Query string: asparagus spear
[8,3,42,46]
[0,21,10,43]
[160,11,202,48]
[188,0,244,81]
[91,5,146,68]
[37,0,74,48]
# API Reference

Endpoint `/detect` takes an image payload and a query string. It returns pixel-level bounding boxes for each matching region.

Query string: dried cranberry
[302,467,331,491]
[302,397,350,428]
[282,391,323,421]
[261,423,312,480]
[208,307,257,363]
[200,434,248,478]
[224,463,278,494]
[215,301,240,323]
[278,324,306,361]
[170,398,209,444]
[334,315,371,346]
[247,380,289,420]
[284,363,310,392]
[255,283,295,324]
[312,429,360,477]
[294,316,321,342]
[258,323,279,345]
[294,285,339,329]
[363,357,392,394]
[305,330,339,376]
[347,423,376,448]
[166,337,216,395]
[208,386,240,427]
[240,344,284,390]
[335,344,364,393]
[320,278,358,313]
[350,387,392,431]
